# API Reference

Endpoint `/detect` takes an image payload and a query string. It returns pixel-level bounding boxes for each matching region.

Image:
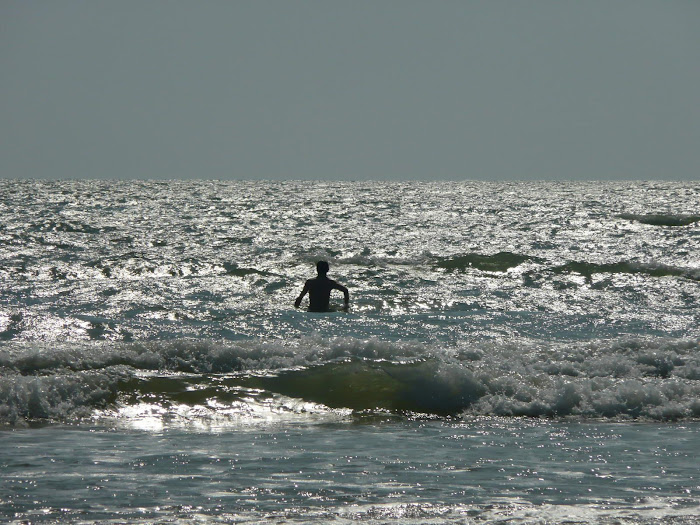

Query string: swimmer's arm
[294,281,310,308]
[334,282,350,306]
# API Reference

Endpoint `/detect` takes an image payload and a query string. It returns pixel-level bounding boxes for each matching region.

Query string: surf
[2,336,698,426]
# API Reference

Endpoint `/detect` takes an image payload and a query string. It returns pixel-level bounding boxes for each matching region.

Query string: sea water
[1,180,698,523]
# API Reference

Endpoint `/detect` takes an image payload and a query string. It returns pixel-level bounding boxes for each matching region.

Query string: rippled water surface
[2,180,698,343]
[1,180,699,523]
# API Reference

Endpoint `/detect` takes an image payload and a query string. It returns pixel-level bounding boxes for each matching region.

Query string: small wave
[222,262,272,277]
[30,219,115,234]
[0,338,429,377]
[550,260,699,281]
[297,249,431,269]
[619,213,700,227]
[435,252,539,273]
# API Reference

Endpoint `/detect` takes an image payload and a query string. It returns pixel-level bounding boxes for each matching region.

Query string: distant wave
[435,252,540,273]
[2,337,698,425]
[432,253,699,282]
[619,213,700,227]
[222,262,273,278]
[550,260,700,281]
[29,219,116,234]
[3,256,283,283]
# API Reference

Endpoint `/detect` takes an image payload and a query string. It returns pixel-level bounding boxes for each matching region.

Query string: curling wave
[1,336,698,425]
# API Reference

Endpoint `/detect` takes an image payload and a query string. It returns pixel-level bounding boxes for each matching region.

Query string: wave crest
[1,337,698,425]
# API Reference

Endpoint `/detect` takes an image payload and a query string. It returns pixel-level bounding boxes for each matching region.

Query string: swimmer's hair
[316,260,329,275]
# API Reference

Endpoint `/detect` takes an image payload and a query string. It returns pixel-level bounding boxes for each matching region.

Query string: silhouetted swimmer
[295,261,349,312]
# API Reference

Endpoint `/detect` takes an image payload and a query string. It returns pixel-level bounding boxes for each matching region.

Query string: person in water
[295,260,349,312]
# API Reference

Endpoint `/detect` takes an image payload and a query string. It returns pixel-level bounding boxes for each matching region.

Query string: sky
[1,1,699,181]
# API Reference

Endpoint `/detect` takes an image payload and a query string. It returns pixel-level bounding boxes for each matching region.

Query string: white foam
[0,367,128,424]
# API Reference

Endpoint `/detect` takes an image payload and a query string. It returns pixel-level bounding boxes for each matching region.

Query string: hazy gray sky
[2,1,699,181]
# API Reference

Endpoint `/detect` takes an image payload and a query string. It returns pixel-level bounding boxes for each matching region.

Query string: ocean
[1,179,698,524]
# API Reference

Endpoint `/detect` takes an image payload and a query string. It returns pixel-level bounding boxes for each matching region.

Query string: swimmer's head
[316,260,329,276]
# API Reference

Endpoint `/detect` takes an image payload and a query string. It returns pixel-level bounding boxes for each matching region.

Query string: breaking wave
[2,336,698,426]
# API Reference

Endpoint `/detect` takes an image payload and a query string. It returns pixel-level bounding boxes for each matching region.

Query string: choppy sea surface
[1,179,699,523]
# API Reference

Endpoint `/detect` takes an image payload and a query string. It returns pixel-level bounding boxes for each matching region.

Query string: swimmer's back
[306,276,341,312]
